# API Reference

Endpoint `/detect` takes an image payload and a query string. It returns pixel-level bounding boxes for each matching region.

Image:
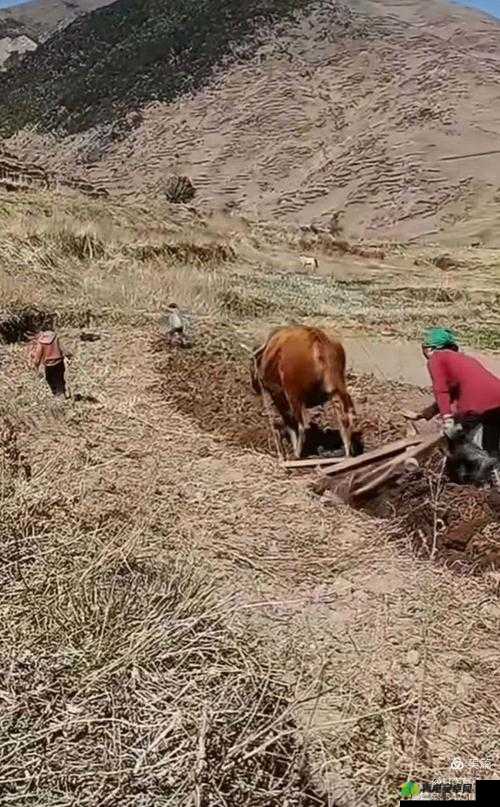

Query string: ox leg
[287,424,305,459]
[269,390,303,458]
[339,418,351,457]
[287,395,307,459]
[334,395,354,458]
[295,422,306,459]
[268,391,295,451]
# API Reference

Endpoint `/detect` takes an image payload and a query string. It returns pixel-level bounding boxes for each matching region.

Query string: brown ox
[251,325,357,459]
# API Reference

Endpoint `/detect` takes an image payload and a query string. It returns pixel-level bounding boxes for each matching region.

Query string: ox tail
[250,328,283,395]
[313,337,356,456]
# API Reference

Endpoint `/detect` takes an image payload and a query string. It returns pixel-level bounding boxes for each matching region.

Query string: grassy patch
[470,326,500,352]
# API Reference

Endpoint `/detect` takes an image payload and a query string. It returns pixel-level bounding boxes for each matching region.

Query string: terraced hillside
[2,0,500,242]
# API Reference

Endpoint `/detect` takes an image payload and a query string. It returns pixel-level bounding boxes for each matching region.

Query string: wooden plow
[282,432,445,504]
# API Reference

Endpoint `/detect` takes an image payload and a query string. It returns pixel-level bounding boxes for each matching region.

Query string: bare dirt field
[1,189,499,804]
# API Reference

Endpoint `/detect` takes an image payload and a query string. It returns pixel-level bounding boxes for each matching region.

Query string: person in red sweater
[404,328,500,465]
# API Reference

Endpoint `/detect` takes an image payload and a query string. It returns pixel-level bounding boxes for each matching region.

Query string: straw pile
[0,306,49,344]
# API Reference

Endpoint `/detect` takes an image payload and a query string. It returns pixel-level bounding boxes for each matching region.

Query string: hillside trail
[1,325,499,801]
[344,336,500,387]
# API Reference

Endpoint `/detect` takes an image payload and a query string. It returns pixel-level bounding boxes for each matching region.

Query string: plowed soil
[154,336,500,571]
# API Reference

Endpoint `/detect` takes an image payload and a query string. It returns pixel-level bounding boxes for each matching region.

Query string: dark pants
[461,408,500,460]
[45,361,66,397]
[448,408,500,486]
[480,408,500,460]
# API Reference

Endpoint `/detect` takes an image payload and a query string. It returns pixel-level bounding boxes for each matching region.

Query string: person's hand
[442,416,462,439]
[401,409,420,421]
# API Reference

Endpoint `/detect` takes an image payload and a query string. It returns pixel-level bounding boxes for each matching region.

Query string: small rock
[432,254,459,271]
[406,649,420,666]
[321,491,346,507]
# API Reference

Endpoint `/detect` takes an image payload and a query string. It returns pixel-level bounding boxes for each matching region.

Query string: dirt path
[344,336,500,386]
[1,329,499,804]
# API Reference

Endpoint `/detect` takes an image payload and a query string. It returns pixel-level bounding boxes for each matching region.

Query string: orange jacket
[30,331,65,368]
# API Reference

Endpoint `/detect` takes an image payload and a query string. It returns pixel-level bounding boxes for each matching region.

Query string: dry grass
[1,188,498,346]
[0,191,240,331]
[0,510,323,804]
[1,329,499,805]
[1,189,499,805]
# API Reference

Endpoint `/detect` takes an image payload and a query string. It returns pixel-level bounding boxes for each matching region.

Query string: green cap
[423,327,458,350]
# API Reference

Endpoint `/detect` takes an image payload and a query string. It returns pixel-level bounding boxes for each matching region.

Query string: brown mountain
[0,0,114,68]
[2,0,500,243]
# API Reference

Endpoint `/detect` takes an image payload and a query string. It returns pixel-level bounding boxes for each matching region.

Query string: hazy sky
[0,0,499,14]
[458,0,500,16]
[0,0,29,7]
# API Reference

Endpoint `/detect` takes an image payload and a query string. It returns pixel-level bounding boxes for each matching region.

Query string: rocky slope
[0,0,325,132]
[0,0,113,69]
[2,0,500,242]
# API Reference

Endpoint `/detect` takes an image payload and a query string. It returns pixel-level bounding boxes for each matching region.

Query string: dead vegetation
[432,253,461,271]
[0,191,241,331]
[0,541,326,806]
[0,305,49,343]
[0,189,499,804]
[298,231,385,261]
[162,175,196,204]
[126,240,236,265]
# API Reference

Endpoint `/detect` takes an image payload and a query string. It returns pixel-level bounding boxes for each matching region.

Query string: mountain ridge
[0,0,114,40]
[2,0,500,243]
[0,0,341,134]
[0,0,114,68]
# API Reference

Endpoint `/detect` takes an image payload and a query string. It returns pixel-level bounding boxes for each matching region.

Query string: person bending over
[403,328,500,480]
